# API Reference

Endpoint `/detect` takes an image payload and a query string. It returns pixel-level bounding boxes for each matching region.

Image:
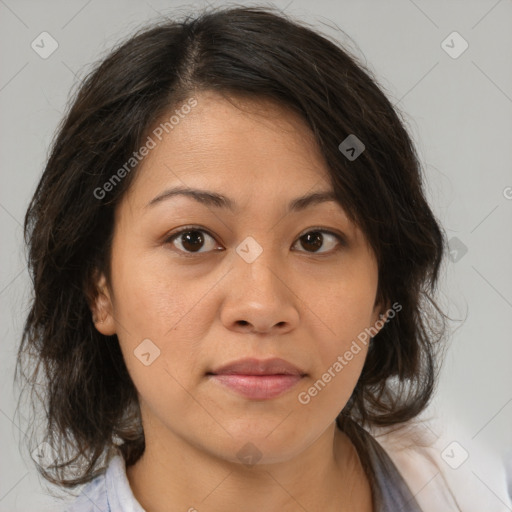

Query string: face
[92,91,385,465]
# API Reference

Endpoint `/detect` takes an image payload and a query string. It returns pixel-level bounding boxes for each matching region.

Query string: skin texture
[92,91,386,512]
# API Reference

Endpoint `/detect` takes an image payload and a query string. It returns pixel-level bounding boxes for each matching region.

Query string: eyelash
[164,225,347,257]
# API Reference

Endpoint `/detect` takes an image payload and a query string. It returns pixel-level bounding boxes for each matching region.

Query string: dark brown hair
[16,4,447,497]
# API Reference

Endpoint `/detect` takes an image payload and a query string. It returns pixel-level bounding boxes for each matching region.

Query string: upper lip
[208,357,306,376]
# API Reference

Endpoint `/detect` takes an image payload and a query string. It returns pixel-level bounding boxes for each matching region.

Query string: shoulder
[63,451,146,512]
[370,416,512,512]
[61,451,127,512]
[62,472,109,512]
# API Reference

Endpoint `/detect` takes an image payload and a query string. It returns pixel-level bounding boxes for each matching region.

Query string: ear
[90,271,116,336]
[371,297,392,336]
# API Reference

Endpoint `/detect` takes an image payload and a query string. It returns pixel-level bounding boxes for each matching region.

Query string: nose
[219,248,300,335]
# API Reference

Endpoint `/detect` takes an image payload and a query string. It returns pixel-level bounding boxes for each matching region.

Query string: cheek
[108,253,214,395]
[310,279,378,351]
[301,327,370,416]
[303,264,377,396]
[110,246,213,338]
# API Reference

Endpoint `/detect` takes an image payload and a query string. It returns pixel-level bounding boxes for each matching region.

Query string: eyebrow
[145,186,339,213]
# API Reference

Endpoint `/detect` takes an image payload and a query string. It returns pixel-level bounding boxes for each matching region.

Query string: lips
[207,357,306,400]
[208,357,306,376]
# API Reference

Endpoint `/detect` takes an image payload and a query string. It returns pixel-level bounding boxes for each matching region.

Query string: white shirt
[63,420,512,512]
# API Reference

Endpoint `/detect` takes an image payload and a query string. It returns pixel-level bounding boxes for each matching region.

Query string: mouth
[206,357,306,400]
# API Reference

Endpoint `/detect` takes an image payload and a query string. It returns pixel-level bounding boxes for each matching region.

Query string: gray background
[1,0,511,510]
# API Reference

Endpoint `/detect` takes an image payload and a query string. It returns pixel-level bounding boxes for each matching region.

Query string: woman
[17,6,505,511]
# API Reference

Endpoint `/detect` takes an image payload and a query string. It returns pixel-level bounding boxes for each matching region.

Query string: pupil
[182,231,204,252]
[302,232,322,252]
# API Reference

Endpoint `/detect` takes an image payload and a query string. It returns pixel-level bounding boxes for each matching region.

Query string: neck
[126,418,373,512]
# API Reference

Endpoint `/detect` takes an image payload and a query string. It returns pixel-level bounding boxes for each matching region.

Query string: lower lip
[209,374,303,400]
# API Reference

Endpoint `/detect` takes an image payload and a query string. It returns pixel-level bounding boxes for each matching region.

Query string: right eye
[165,226,222,255]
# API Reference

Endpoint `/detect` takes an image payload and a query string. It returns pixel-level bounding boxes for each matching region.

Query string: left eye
[292,229,344,254]
[165,226,344,255]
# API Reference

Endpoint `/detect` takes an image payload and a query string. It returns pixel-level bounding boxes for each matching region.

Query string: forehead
[124,91,334,209]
